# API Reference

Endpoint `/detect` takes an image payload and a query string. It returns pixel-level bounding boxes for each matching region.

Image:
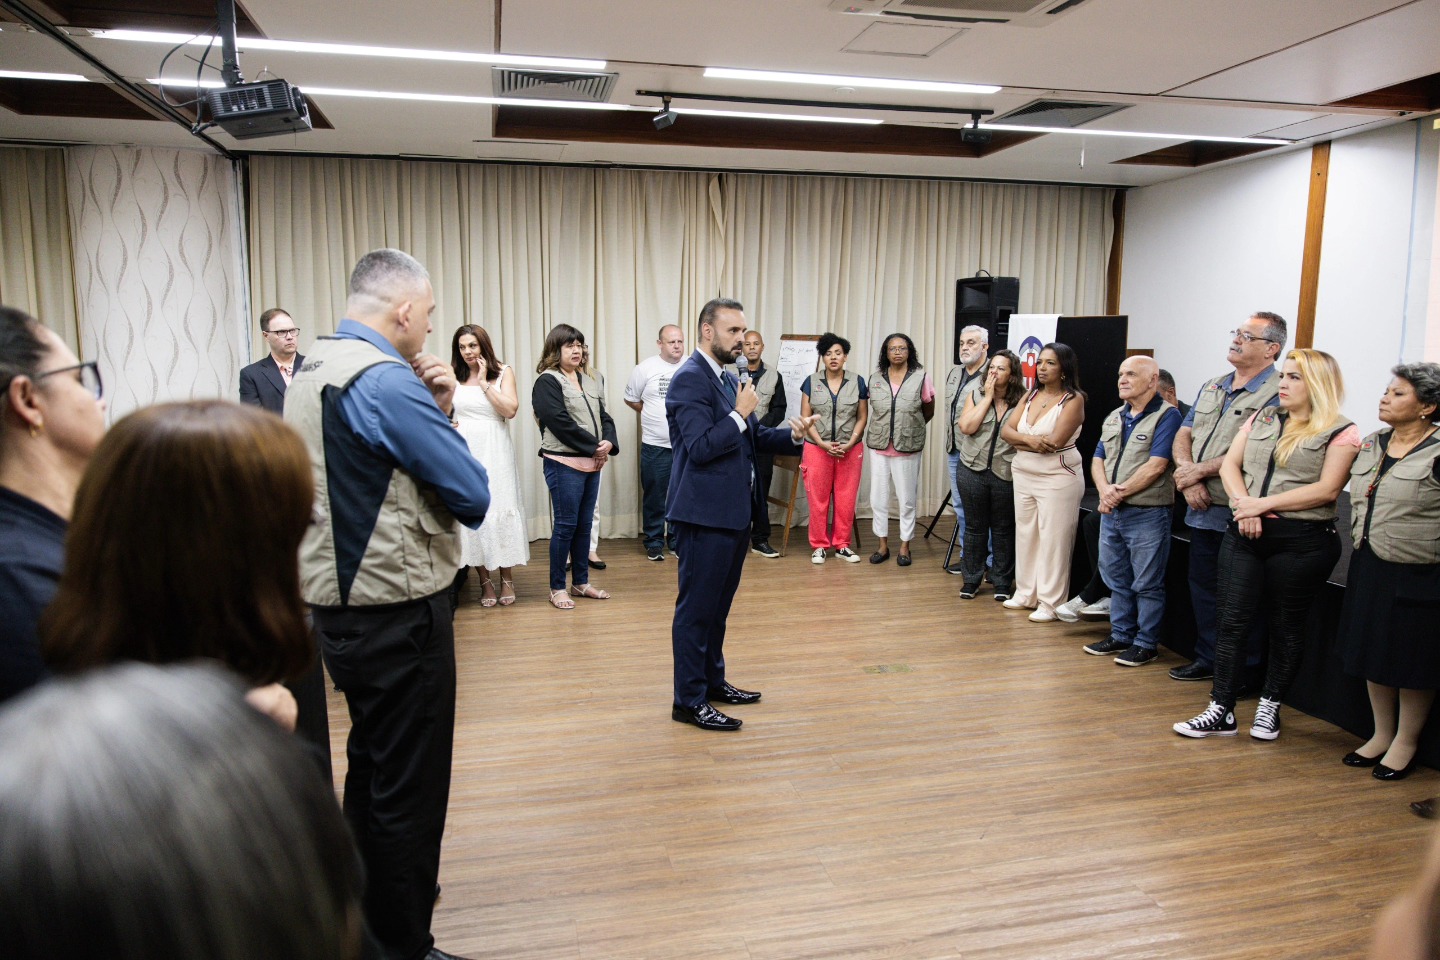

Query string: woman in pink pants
[800,333,869,564]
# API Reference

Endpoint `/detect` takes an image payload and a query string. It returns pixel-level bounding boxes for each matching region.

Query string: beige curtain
[0,147,79,353]
[248,157,1113,538]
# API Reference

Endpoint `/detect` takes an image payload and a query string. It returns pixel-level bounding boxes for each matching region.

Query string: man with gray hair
[943,324,990,573]
[286,248,489,960]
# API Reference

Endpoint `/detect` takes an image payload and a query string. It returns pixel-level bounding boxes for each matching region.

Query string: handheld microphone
[735,354,751,386]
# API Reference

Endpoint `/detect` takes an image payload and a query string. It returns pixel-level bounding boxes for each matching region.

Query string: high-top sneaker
[1250,697,1281,741]
[1173,701,1238,738]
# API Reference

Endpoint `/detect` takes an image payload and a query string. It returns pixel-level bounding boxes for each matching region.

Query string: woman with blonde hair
[1175,349,1360,741]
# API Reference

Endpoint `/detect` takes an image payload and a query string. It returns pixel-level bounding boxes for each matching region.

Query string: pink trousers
[802,443,863,549]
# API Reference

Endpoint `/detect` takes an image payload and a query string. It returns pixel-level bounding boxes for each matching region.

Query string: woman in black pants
[1174,349,1359,741]
[954,350,1021,601]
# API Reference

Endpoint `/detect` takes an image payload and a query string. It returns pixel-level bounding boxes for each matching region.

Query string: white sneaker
[1056,595,1084,623]
[1001,597,1034,610]
[1079,597,1111,621]
[1028,608,1057,623]
[835,547,862,563]
[811,548,827,565]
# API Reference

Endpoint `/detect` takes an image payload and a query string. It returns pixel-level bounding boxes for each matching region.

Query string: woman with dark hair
[0,307,106,705]
[1337,362,1440,780]
[450,324,528,608]
[1174,349,1358,741]
[42,400,316,693]
[1000,342,1087,622]
[955,349,1023,600]
[800,332,869,563]
[864,333,934,566]
[532,324,619,609]
[0,662,364,960]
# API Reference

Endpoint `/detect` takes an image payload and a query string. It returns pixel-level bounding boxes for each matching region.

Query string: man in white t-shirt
[625,324,686,561]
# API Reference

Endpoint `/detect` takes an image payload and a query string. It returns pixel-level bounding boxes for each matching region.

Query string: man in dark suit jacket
[666,298,813,731]
[239,307,303,415]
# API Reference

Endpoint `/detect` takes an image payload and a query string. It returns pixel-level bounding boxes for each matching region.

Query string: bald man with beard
[1081,356,1183,668]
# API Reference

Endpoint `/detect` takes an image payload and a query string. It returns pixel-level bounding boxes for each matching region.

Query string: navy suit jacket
[665,350,800,532]
[239,353,303,415]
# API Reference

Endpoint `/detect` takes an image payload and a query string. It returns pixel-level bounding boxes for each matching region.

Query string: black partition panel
[1053,315,1127,484]
[954,276,1019,364]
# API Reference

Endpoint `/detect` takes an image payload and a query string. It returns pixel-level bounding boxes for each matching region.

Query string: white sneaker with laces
[835,547,862,563]
[1056,595,1085,623]
[1078,596,1111,621]
[811,548,827,565]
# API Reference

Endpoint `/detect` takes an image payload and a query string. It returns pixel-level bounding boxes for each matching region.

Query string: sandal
[498,578,516,606]
[548,589,575,610]
[480,579,498,608]
[567,583,611,600]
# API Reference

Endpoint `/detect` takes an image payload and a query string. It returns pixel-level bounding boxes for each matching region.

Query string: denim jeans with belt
[1099,504,1173,651]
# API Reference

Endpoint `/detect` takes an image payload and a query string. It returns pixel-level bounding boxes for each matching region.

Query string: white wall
[1119,149,1309,407]
[1122,120,1439,433]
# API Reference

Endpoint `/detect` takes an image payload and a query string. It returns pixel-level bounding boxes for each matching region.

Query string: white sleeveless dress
[454,368,529,569]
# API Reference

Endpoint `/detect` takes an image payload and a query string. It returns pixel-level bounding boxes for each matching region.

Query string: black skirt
[1338,542,1440,689]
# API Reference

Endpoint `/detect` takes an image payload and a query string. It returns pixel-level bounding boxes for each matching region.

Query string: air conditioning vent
[492,68,617,103]
[992,99,1129,128]
[833,0,1092,26]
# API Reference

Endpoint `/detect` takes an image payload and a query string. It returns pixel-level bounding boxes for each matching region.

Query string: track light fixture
[653,96,678,130]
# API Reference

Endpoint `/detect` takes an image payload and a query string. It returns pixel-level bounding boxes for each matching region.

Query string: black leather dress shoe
[707,681,761,704]
[1375,759,1419,781]
[1412,798,1438,820]
[672,702,742,730]
[1342,750,1381,768]
[1168,660,1213,682]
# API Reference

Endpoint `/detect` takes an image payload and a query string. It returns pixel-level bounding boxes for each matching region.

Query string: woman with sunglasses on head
[0,307,106,705]
[1336,362,1440,781]
[1174,349,1359,741]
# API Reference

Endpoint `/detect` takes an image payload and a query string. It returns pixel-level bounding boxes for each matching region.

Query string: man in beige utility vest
[1081,356,1183,667]
[1168,313,1285,682]
[943,324,991,573]
[738,330,786,557]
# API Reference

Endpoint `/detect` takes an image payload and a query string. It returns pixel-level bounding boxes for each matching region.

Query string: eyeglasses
[33,361,103,400]
[1230,329,1279,345]
[267,327,301,339]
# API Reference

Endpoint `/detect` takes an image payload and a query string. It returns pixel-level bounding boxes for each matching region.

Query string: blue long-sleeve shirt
[331,319,490,528]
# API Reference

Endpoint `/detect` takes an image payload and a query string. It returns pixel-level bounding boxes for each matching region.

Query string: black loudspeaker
[954,275,1019,363]
[1054,314,1129,485]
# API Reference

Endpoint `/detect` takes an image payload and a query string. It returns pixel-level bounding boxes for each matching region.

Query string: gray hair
[348,248,430,301]
[960,324,989,345]
[1252,311,1287,350]
[1394,362,1440,422]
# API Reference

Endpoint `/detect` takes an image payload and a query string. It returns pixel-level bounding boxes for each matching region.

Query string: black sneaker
[1169,660,1213,681]
[1250,697,1282,741]
[1114,645,1158,667]
[958,582,981,600]
[646,548,665,562]
[992,590,1012,602]
[945,561,966,576]
[750,541,780,558]
[1083,636,1130,656]
[1174,701,1238,738]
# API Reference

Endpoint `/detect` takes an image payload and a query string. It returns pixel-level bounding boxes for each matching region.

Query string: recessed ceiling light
[986,122,1291,145]
[0,70,89,82]
[675,107,881,125]
[705,67,999,95]
[101,29,604,70]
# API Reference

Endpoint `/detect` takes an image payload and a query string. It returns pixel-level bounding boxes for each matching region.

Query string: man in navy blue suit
[666,298,814,731]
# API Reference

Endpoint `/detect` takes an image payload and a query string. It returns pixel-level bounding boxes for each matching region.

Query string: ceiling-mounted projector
[205,80,311,139]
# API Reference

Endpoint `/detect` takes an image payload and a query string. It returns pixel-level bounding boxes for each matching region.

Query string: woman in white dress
[451,324,529,606]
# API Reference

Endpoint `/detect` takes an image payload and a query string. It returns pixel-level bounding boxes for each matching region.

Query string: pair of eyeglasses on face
[1230,329,1278,345]
[33,361,103,400]
[267,327,301,339]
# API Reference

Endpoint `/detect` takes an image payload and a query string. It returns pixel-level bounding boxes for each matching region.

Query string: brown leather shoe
[1412,798,1438,820]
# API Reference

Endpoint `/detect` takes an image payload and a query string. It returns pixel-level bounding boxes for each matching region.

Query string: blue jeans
[544,459,599,591]
[947,450,965,530]
[1099,505,1172,651]
[640,443,675,552]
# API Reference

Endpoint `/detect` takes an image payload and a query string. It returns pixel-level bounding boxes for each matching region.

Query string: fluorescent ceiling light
[99,29,603,70]
[0,70,89,82]
[705,67,999,96]
[986,122,1290,145]
[675,107,881,125]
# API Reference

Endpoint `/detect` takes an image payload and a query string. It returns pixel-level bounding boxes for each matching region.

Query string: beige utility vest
[537,369,606,455]
[1348,430,1440,563]
[1188,370,1279,506]
[957,399,1016,482]
[865,368,928,454]
[287,337,460,607]
[808,374,863,444]
[1096,399,1177,507]
[1241,408,1353,521]
[944,361,988,453]
[753,365,782,420]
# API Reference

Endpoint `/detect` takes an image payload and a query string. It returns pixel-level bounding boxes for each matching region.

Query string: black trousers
[286,625,333,784]
[1076,508,1110,605]
[672,520,749,707]
[1210,519,1341,708]
[313,592,456,960]
[955,465,1015,592]
[750,450,775,544]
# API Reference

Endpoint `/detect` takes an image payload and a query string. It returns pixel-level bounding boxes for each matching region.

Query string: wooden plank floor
[327,528,1435,960]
